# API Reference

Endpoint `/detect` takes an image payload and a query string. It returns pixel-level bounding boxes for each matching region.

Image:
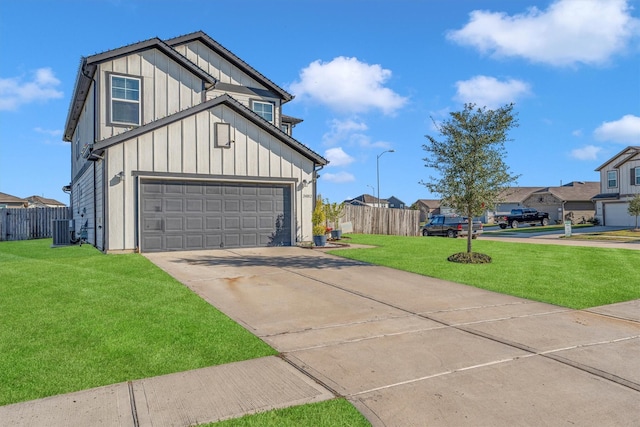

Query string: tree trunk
[466,209,473,253]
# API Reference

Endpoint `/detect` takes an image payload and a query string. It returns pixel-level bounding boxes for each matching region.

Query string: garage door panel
[242,200,257,211]
[165,217,183,231]
[165,199,183,212]
[166,235,184,250]
[185,235,204,249]
[140,180,291,252]
[206,200,222,212]
[206,217,222,230]
[186,199,204,212]
[225,216,240,229]
[186,217,203,230]
[224,200,240,212]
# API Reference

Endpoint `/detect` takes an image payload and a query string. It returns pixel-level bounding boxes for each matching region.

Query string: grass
[565,229,640,242]
[0,239,277,406]
[329,234,640,310]
[204,399,370,427]
[488,223,593,234]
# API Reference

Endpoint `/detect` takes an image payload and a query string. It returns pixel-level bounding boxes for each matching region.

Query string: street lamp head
[389,149,395,153]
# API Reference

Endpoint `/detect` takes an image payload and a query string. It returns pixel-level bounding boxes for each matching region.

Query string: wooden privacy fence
[341,205,420,236]
[0,207,71,241]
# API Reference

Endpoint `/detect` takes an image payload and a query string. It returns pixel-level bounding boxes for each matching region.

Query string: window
[280,123,290,134]
[633,167,640,185]
[110,75,140,125]
[607,171,617,188]
[251,100,274,123]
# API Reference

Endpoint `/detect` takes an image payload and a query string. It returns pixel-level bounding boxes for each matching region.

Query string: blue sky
[1,0,639,206]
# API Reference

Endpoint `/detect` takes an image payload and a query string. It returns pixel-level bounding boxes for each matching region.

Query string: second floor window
[111,75,140,126]
[607,171,617,188]
[252,100,274,123]
[634,167,640,185]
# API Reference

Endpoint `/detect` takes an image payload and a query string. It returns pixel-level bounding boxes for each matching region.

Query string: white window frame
[635,167,640,185]
[280,123,290,134]
[607,170,618,188]
[251,100,274,123]
[110,74,141,126]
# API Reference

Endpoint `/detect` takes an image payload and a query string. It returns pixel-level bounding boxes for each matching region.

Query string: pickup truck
[497,208,550,229]
[421,215,483,238]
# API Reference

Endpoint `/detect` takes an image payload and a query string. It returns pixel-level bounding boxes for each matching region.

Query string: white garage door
[140,179,292,252]
[603,202,635,227]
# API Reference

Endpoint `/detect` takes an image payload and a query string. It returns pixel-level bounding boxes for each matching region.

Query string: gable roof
[26,195,66,207]
[92,93,327,165]
[64,36,215,142]
[415,199,441,209]
[595,146,640,171]
[0,192,27,205]
[497,187,544,203]
[166,31,293,103]
[347,194,387,204]
[532,181,600,202]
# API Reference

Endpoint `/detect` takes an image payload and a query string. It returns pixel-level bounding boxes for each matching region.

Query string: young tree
[422,103,520,258]
[628,194,640,230]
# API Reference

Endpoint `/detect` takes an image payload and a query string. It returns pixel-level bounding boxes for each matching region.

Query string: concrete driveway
[145,246,640,426]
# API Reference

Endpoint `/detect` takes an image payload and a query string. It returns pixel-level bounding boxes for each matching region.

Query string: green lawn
[206,399,370,427]
[0,239,276,405]
[329,234,640,310]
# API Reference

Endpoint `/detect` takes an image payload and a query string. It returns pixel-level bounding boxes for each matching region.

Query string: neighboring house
[0,192,27,208]
[494,187,544,214]
[63,31,327,253]
[346,194,388,208]
[522,182,599,224]
[593,146,640,227]
[412,199,442,222]
[26,195,67,208]
[386,196,406,209]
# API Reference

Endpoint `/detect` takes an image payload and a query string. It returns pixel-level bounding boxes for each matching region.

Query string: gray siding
[72,165,95,245]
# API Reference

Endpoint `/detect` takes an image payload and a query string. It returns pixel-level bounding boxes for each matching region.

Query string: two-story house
[63,31,327,253]
[593,146,640,226]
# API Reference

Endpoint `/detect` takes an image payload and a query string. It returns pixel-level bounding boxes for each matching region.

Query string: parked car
[421,215,483,238]
[497,208,550,229]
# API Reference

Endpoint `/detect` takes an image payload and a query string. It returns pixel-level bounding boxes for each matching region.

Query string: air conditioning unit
[52,219,71,247]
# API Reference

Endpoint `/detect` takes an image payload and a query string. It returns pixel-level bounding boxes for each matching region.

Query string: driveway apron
[145,247,640,426]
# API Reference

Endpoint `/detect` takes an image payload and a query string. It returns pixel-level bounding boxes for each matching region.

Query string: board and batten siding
[173,41,266,90]
[104,104,314,251]
[71,82,96,180]
[173,41,282,126]
[599,151,640,196]
[72,164,96,245]
[96,50,205,142]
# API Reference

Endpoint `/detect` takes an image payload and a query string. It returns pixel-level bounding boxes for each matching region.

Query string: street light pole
[376,149,395,208]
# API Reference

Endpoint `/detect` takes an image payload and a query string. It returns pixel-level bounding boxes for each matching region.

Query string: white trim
[250,100,274,123]
[110,74,141,126]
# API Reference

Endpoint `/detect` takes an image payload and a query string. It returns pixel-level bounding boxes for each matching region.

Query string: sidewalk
[0,357,334,426]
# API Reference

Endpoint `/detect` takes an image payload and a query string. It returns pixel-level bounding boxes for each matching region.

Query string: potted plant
[312,196,327,246]
[324,200,345,240]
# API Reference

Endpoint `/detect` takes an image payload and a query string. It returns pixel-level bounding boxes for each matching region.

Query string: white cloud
[322,171,356,183]
[570,145,602,160]
[571,129,583,137]
[289,56,408,115]
[325,147,355,167]
[593,114,640,143]
[0,68,63,111]
[322,118,368,145]
[447,0,640,66]
[454,75,531,108]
